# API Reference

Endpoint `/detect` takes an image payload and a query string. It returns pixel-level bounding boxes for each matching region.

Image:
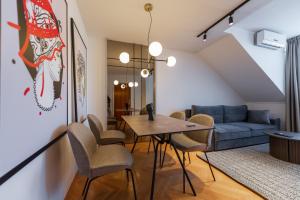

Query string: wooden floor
[65,142,263,200]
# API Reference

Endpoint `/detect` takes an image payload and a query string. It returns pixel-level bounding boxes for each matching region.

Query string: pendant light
[113,80,119,85]
[116,3,176,77]
[141,69,150,78]
[128,82,134,87]
[121,84,126,89]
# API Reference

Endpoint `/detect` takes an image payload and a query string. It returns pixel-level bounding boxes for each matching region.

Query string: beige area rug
[200,144,300,200]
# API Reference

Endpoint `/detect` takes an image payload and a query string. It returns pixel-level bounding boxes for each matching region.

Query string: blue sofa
[187,105,280,151]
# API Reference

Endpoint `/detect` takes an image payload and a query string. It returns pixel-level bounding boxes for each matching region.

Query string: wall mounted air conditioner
[255,30,286,50]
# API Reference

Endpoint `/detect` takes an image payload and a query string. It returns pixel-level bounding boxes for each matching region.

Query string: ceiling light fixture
[121,84,126,89]
[128,82,134,88]
[134,82,138,87]
[116,3,176,77]
[196,0,249,41]
[203,32,207,42]
[229,15,234,26]
[113,80,119,85]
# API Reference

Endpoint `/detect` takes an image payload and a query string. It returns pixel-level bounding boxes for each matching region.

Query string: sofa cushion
[191,105,224,123]
[227,122,277,137]
[247,110,271,124]
[214,124,251,141]
[224,105,247,123]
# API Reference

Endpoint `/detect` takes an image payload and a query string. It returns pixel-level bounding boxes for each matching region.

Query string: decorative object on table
[71,18,87,122]
[0,0,68,178]
[108,3,176,79]
[146,103,154,121]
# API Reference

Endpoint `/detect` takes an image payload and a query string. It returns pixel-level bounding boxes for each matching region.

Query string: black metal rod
[171,142,196,196]
[196,0,250,38]
[150,138,160,200]
[131,135,139,153]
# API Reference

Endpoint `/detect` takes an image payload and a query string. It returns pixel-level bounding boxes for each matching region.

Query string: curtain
[285,36,300,132]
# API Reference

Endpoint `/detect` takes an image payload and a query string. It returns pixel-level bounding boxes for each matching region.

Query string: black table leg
[150,137,159,200]
[131,135,139,153]
[171,142,196,196]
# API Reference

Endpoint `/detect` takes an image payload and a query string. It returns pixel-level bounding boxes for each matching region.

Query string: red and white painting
[0,0,68,177]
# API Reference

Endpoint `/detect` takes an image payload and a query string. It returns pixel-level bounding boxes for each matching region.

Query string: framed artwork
[0,0,68,177]
[71,18,87,122]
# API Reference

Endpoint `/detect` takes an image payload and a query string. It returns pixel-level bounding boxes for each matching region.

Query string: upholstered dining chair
[170,114,215,193]
[87,114,126,145]
[68,123,137,200]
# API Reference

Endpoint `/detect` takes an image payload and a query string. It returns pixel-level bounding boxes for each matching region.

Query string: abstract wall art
[0,0,68,177]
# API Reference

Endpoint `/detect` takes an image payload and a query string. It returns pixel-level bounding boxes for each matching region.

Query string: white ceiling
[236,0,300,38]
[76,0,247,52]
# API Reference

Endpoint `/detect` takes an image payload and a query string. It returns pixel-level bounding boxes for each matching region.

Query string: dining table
[121,114,213,200]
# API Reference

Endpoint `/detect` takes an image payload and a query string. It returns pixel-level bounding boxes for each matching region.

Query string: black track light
[229,15,234,26]
[203,32,207,42]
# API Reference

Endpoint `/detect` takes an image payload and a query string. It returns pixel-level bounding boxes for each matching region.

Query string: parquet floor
[65,142,263,200]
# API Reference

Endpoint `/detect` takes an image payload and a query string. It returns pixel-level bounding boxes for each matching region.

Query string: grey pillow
[247,110,271,124]
[224,105,247,123]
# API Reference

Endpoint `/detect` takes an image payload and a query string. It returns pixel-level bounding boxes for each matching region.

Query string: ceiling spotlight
[203,32,207,42]
[229,15,234,26]
[113,80,119,85]
[134,82,138,87]
[128,82,134,88]
[141,69,150,78]
[121,84,126,89]
[167,56,176,67]
[119,52,130,64]
[149,41,162,57]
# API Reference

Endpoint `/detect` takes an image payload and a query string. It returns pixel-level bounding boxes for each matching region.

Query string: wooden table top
[122,114,213,137]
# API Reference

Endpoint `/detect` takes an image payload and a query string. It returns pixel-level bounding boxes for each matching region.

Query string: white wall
[156,48,244,115]
[227,27,285,94]
[0,1,107,199]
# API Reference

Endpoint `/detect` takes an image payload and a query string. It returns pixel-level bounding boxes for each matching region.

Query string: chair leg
[188,152,191,164]
[205,152,216,181]
[147,137,152,153]
[126,170,129,182]
[81,177,89,196]
[131,136,139,153]
[160,143,168,168]
[83,178,92,200]
[183,152,186,193]
[128,169,137,200]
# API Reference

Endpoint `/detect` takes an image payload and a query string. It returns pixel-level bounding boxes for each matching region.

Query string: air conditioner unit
[255,30,286,50]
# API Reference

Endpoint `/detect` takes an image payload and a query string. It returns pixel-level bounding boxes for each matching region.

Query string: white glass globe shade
[141,69,150,78]
[113,80,119,85]
[119,52,130,64]
[121,84,126,89]
[128,82,134,88]
[167,56,176,67]
[134,82,138,87]
[149,41,162,57]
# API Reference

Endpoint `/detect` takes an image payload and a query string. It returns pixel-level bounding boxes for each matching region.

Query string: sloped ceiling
[76,0,270,52]
[199,35,285,102]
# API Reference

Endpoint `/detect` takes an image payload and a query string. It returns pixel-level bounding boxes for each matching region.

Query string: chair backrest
[68,123,97,176]
[186,114,214,150]
[87,114,104,145]
[170,111,186,120]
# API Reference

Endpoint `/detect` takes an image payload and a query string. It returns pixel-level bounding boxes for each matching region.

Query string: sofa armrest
[270,118,281,130]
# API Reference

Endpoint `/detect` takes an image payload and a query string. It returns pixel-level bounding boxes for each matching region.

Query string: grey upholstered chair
[87,114,126,145]
[68,123,137,200]
[171,114,215,193]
